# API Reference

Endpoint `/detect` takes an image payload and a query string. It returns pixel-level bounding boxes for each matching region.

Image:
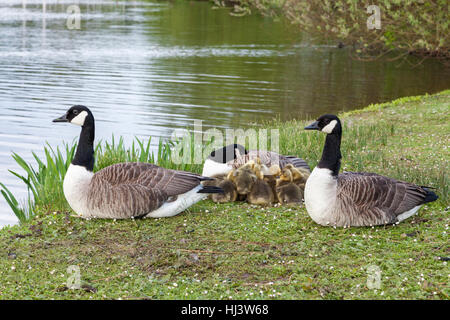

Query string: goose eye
[73,110,79,115]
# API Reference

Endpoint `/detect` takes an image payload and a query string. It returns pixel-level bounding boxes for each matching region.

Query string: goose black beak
[53,113,69,123]
[304,120,320,130]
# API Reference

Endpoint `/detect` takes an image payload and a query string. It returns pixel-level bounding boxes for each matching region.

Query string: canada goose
[275,166,303,204]
[211,172,238,203]
[202,144,310,177]
[247,163,275,205]
[304,114,438,227]
[53,105,222,219]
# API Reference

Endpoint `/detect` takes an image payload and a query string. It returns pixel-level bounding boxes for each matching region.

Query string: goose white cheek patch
[71,111,88,126]
[322,120,337,134]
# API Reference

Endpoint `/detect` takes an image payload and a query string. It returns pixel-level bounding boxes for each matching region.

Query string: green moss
[0,90,449,299]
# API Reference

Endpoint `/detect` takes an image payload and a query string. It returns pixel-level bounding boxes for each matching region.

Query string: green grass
[0,90,448,299]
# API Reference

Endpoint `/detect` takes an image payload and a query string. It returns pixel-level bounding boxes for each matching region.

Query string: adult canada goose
[53,105,222,219]
[303,114,438,227]
[202,144,310,177]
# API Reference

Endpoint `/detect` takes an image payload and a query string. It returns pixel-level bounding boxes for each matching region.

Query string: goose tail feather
[198,176,214,181]
[422,187,438,204]
[198,185,224,194]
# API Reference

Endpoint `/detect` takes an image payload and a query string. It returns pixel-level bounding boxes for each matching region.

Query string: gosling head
[304,114,341,135]
[278,166,294,184]
[268,164,281,176]
[239,159,256,171]
[288,165,310,184]
[53,105,94,127]
[229,169,257,195]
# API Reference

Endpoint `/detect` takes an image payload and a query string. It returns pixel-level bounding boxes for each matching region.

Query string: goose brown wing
[135,165,209,196]
[88,162,208,218]
[92,162,159,186]
[283,156,310,171]
[94,162,207,196]
[232,150,310,171]
[337,172,429,217]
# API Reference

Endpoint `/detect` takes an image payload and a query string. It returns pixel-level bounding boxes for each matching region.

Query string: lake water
[0,0,449,227]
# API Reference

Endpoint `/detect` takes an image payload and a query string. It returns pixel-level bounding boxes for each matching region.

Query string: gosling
[228,160,258,196]
[247,162,275,206]
[211,172,238,203]
[276,165,306,204]
[286,164,310,188]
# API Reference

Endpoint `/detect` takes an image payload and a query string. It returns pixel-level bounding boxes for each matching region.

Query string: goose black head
[304,114,341,134]
[208,144,248,163]
[53,105,94,127]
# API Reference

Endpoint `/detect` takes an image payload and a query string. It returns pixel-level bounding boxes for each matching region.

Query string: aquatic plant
[1,143,76,222]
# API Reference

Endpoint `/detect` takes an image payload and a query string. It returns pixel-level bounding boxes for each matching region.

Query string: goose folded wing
[135,165,208,197]
[232,150,310,171]
[89,163,209,218]
[93,162,160,185]
[337,172,428,216]
[93,162,208,196]
[283,156,310,171]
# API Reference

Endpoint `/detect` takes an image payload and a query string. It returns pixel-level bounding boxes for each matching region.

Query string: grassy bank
[225,0,449,62]
[0,90,449,299]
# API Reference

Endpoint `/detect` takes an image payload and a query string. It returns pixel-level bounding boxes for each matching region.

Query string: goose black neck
[317,132,342,176]
[72,120,95,172]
